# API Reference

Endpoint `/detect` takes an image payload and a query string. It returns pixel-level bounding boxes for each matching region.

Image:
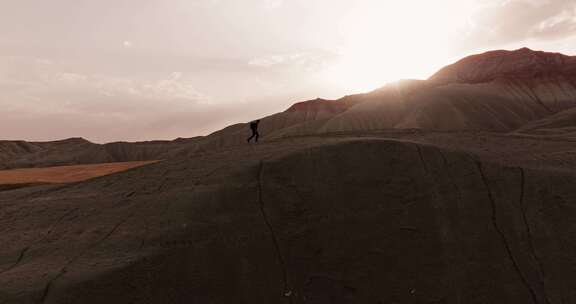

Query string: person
[247,120,260,143]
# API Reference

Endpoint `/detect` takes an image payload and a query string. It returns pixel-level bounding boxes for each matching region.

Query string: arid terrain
[0,161,158,191]
[0,48,575,303]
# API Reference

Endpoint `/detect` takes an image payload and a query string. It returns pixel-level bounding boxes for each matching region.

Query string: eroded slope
[0,136,574,303]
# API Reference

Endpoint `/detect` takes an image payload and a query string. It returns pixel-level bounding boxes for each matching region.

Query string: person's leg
[255,131,259,142]
[247,130,256,142]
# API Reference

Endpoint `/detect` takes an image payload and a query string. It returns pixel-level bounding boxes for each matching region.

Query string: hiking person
[247,120,260,143]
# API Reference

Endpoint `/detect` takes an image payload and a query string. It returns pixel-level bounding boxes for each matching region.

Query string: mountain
[1,48,576,303]
[0,137,202,169]
[430,47,576,84]
[189,48,576,151]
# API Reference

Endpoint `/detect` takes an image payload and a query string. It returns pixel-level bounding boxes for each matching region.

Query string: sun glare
[324,0,481,93]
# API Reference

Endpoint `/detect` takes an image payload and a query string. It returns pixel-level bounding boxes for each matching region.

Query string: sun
[323,0,481,93]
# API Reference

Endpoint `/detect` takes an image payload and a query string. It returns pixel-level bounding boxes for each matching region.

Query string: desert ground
[0,161,158,191]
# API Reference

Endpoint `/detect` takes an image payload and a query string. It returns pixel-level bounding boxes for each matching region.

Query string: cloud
[0,55,309,143]
[531,7,576,40]
[248,50,337,72]
[0,57,226,142]
[262,0,284,9]
[461,0,576,50]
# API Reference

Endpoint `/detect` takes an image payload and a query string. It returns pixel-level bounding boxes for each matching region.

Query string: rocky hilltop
[430,48,576,84]
[1,48,576,303]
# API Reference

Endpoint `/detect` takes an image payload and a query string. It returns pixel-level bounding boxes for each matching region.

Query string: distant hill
[0,137,201,169]
[197,48,576,149]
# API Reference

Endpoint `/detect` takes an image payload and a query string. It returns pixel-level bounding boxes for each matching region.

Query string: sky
[1,0,576,142]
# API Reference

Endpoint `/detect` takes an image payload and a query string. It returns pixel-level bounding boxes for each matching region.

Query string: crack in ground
[518,168,552,304]
[437,149,466,304]
[43,208,79,238]
[0,247,29,275]
[3,168,168,289]
[476,161,539,304]
[437,151,465,211]
[38,268,65,304]
[256,161,293,303]
[0,207,79,278]
[38,207,136,304]
[138,165,227,250]
[415,145,430,174]
[37,174,170,303]
[417,145,467,304]
[135,169,175,249]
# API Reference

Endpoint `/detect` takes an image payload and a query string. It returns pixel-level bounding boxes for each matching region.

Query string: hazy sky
[1,0,575,142]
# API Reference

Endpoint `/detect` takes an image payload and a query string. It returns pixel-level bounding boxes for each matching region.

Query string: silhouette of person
[247,120,260,143]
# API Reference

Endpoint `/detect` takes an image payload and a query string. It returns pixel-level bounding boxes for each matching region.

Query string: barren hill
[200,48,576,149]
[0,137,201,169]
[1,48,576,303]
